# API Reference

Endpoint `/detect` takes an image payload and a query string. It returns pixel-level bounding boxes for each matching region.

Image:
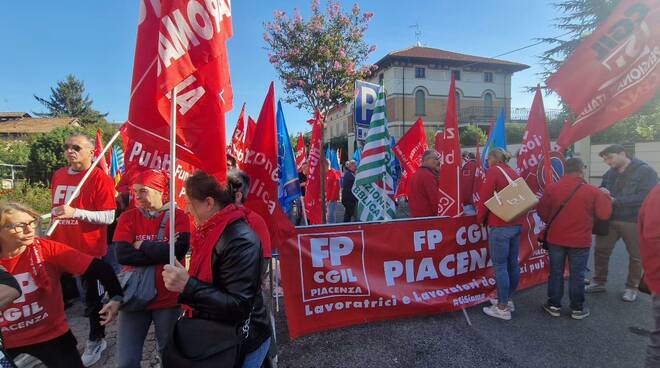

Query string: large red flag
[393,117,427,198]
[547,0,660,148]
[295,132,307,170]
[229,103,247,165]
[245,116,258,148]
[304,112,324,225]
[434,130,444,153]
[437,76,462,217]
[243,82,294,247]
[518,86,554,197]
[94,129,109,174]
[472,141,485,205]
[125,0,233,184]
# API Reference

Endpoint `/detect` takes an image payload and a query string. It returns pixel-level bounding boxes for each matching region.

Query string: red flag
[243,82,294,247]
[517,86,554,197]
[245,116,258,148]
[392,117,427,198]
[472,141,485,205]
[547,0,660,148]
[437,76,462,217]
[295,132,306,170]
[125,0,233,184]
[434,130,444,153]
[304,112,324,225]
[229,103,247,166]
[94,129,109,174]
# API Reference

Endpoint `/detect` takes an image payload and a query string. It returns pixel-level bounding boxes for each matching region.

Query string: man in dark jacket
[341,160,358,222]
[587,144,658,302]
[408,150,441,217]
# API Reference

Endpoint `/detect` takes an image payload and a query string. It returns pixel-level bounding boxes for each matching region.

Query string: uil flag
[276,101,302,213]
[304,111,324,225]
[518,86,555,197]
[229,103,247,165]
[392,117,427,198]
[547,0,660,148]
[437,75,462,217]
[295,132,306,170]
[472,141,485,205]
[124,0,234,184]
[243,83,294,246]
[351,85,397,221]
[482,108,507,169]
[94,129,109,174]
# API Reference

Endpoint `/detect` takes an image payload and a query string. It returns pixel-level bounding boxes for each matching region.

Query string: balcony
[457,106,563,126]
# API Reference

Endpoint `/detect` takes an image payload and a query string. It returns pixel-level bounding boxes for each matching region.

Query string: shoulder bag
[484,166,539,222]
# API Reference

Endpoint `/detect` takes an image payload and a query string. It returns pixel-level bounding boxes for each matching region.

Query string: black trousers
[7,330,84,368]
[82,273,105,341]
[342,201,356,222]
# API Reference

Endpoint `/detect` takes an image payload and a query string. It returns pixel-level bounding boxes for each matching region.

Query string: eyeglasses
[3,221,37,234]
[63,144,83,152]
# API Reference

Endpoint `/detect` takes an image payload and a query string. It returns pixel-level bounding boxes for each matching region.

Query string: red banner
[472,142,485,204]
[228,103,247,166]
[126,0,233,183]
[304,112,324,225]
[437,76,462,217]
[94,129,109,174]
[295,132,306,171]
[246,116,257,148]
[547,0,660,147]
[242,83,294,248]
[280,215,549,338]
[393,117,427,199]
[517,87,554,197]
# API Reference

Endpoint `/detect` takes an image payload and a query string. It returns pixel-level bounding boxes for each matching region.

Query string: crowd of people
[0,133,659,367]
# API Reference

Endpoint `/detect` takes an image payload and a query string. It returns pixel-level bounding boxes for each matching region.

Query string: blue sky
[1,1,566,136]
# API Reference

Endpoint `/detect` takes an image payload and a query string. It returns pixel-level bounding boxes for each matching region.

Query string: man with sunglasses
[49,134,117,367]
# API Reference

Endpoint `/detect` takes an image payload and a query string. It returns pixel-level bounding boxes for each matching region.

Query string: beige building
[0,112,81,141]
[324,46,529,155]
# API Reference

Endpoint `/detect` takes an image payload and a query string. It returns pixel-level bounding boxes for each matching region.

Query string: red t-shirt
[408,167,440,217]
[50,167,117,257]
[326,170,341,202]
[113,208,190,310]
[245,209,272,258]
[640,185,660,293]
[476,163,524,227]
[0,239,92,349]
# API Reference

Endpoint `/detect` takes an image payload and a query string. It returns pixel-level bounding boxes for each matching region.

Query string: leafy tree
[459,125,487,147]
[506,123,526,144]
[1,183,52,215]
[34,74,108,126]
[0,141,30,165]
[26,122,118,185]
[264,0,376,117]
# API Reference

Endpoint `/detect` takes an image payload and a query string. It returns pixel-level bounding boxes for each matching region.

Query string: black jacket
[178,219,270,353]
[342,171,357,205]
[601,158,658,222]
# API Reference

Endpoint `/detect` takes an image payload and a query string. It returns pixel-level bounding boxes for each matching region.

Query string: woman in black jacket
[162,171,271,368]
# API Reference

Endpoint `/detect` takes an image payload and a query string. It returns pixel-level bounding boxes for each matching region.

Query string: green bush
[506,123,526,144]
[459,125,487,146]
[1,183,52,215]
[0,141,30,165]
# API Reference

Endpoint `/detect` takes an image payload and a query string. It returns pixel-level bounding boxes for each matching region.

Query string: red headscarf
[134,169,169,201]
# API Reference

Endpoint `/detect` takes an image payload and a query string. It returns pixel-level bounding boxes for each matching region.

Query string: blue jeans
[242,337,271,368]
[489,225,522,304]
[117,307,181,368]
[546,243,590,311]
[327,201,338,223]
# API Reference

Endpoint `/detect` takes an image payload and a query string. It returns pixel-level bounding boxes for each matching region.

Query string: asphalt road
[274,239,652,368]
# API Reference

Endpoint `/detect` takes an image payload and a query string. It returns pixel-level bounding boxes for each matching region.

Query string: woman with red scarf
[162,171,271,368]
[0,202,122,368]
[113,169,190,368]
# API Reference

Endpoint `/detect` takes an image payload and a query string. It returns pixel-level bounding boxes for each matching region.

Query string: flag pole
[169,86,177,266]
[46,130,121,237]
[300,196,309,225]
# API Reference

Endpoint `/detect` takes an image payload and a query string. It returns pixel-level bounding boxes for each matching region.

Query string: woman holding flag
[113,169,190,368]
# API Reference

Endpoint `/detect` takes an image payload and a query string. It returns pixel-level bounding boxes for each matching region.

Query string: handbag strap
[495,165,515,185]
[157,211,170,241]
[543,183,584,242]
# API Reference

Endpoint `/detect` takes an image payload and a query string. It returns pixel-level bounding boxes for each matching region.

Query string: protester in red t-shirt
[639,184,660,366]
[537,158,612,320]
[49,134,117,366]
[477,148,523,321]
[460,152,477,215]
[407,150,441,217]
[112,169,190,367]
[0,202,122,368]
[325,160,341,224]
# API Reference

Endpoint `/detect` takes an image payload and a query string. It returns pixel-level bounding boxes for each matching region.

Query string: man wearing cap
[587,144,658,302]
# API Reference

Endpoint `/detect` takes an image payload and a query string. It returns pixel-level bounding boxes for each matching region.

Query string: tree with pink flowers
[264,0,377,117]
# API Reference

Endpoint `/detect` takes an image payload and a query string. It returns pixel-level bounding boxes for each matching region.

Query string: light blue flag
[276,101,302,213]
[481,108,507,169]
[352,147,362,165]
[330,149,341,171]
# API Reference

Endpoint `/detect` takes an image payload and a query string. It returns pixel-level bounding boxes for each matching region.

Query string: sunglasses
[62,143,84,152]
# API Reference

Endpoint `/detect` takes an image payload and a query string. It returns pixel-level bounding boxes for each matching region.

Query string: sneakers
[585,283,606,293]
[622,288,638,302]
[489,299,515,312]
[81,339,107,367]
[482,305,511,320]
[571,308,590,320]
[543,303,561,317]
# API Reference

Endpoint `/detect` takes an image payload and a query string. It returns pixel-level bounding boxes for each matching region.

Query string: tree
[34,74,108,126]
[459,125,487,147]
[264,0,376,117]
[0,141,30,165]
